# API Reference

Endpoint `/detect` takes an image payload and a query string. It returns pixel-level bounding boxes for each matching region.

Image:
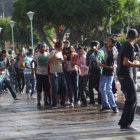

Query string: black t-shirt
[103,51,114,76]
[117,41,134,78]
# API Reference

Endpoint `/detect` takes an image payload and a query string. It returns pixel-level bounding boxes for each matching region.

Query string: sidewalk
[116,71,140,115]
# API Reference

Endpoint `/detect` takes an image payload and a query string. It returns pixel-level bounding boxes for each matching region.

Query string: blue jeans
[118,76,137,127]
[65,71,78,103]
[0,77,16,99]
[51,73,67,106]
[25,74,35,95]
[99,74,117,108]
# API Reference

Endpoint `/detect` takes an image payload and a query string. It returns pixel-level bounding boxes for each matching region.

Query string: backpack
[89,50,101,75]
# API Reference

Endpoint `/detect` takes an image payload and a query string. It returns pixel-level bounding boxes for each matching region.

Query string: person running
[0,50,18,100]
[117,29,140,130]
[86,41,104,105]
[33,43,50,107]
[48,41,67,108]
[98,38,118,113]
[24,49,35,99]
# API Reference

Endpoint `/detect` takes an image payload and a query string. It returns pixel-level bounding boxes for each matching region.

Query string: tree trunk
[99,16,111,41]
[37,27,52,48]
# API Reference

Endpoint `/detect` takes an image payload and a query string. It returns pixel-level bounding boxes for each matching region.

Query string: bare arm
[123,57,140,68]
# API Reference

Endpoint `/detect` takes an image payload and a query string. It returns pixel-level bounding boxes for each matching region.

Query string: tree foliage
[12,0,139,46]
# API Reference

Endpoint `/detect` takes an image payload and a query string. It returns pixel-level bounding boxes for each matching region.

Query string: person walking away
[86,41,104,105]
[0,50,18,100]
[98,38,118,113]
[48,42,67,108]
[117,29,140,130]
[33,43,50,107]
[24,49,35,99]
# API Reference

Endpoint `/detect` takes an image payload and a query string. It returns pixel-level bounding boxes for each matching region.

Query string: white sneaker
[31,94,36,99]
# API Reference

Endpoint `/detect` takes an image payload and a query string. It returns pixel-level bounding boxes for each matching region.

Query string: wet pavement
[1,72,140,139]
[0,94,140,140]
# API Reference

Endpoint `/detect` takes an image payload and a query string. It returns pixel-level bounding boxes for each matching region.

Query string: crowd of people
[0,29,140,130]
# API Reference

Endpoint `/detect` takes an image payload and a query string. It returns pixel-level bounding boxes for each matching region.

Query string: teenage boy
[86,41,104,105]
[48,42,67,108]
[33,43,50,107]
[98,38,118,113]
[117,29,140,130]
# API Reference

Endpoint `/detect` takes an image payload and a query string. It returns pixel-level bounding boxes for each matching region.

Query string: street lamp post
[0,27,3,50]
[27,11,34,50]
[9,20,15,52]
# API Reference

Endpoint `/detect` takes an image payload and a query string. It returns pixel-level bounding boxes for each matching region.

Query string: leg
[4,78,16,99]
[43,75,50,104]
[59,73,67,106]
[65,72,73,103]
[79,76,87,106]
[106,76,117,108]
[88,75,95,104]
[36,74,43,104]
[51,74,59,106]
[25,74,31,95]
[99,75,110,108]
[118,77,137,127]
[71,71,78,103]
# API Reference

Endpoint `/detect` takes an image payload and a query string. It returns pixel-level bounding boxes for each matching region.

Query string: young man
[33,43,50,107]
[98,38,118,113]
[86,41,104,105]
[24,49,35,99]
[0,50,18,100]
[117,29,140,130]
[48,42,67,108]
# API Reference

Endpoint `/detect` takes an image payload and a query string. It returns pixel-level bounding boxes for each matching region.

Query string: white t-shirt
[49,50,64,73]
[34,52,49,75]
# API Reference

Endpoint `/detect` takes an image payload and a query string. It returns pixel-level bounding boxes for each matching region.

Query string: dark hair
[109,37,116,44]
[90,41,99,47]
[77,47,82,51]
[1,50,6,54]
[55,42,62,48]
[128,29,138,39]
[63,40,70,44]
[8,50,12,55]
[27,49,33,56]
[65,47,72,54]
[17,54,23,61]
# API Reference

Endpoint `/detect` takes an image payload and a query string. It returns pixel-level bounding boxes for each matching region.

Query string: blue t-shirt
[24,56,33,74]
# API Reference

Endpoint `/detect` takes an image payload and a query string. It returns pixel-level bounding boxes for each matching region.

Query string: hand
[97,62,103,67]
[64,55,67,60]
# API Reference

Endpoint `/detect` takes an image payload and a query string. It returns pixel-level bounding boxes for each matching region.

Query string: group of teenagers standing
[0,28,139,130]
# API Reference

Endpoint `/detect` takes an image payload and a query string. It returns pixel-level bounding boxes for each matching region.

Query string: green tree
[12,0,139,46]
